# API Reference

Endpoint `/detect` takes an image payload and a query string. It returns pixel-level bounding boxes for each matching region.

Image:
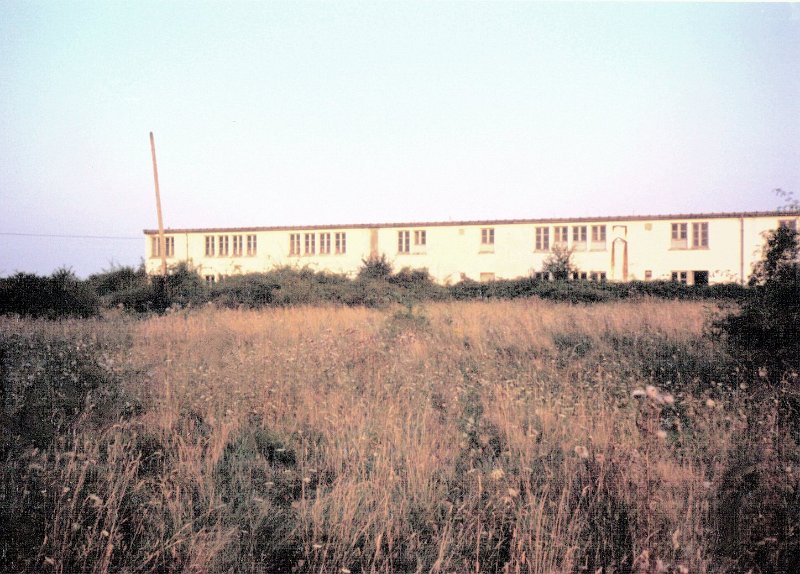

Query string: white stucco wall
[144,212,798,285]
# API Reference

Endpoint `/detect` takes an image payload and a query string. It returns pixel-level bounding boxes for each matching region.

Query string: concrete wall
[144,212,798,285]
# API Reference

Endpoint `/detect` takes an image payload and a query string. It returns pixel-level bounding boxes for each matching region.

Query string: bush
[0,268,100,318]
[87,264,147,297]
[715,226,799,383]
[358,254,393,280]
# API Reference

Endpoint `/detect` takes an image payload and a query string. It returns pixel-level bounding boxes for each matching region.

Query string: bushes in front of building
[0,262,750,319]
[714,226,799,384]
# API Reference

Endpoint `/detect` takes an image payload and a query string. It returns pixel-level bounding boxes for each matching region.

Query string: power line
[0,232,141,240]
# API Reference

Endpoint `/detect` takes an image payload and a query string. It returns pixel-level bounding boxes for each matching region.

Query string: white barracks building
[144,211,799,286]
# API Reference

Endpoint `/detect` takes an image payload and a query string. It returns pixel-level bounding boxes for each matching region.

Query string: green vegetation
[1,261,750,320]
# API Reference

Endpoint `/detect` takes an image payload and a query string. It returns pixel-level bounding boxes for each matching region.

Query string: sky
[1,2,799,277]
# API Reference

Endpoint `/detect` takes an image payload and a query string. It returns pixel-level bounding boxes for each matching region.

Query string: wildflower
[702,480,712,489]
[489,468,505,481]
[340,569,352,574]
[44,557,55,566]
[87,494,103,507]
[507,487,519,498]
[302,477,311,484]
[631,388,646,399]
[574,445,589,459]
[312,543,323,550]
[646,385,660,400]
[705,399,716,408]
[662,394,675,405]
[656,430,668,440]
[101,529,110,538]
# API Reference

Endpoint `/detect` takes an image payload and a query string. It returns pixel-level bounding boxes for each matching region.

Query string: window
[304,233,315,255]
[693,270,709,286]
[414,230,426,246]
[204,274,216,285]
[320,233,331,255]
[398,230,410,253]
[590,271,607,283]
[481,228,494,245]
[572,226,587,250]
[535,227,550,251]
[479,272,495,282]
[553,226,568,246]
[205,235,215,257]
[335,232,347,254]
[533,271,550,281]
[692,222,709,248]
[591,225,606,249]
[289,233,301,256]
[218,235,229,257]
[232,235,243,257]
[644,270,653,280]
[779,219,797,230]
[671,223,688,249]
[151,236,174,258]
[671,271,688,284]
[246,234,257,256]
[571,271,588,281]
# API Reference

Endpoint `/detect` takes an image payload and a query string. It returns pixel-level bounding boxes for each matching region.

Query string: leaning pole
[150,131,168,277]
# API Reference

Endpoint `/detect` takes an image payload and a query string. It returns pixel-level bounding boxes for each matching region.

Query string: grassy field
[2,299,798,573]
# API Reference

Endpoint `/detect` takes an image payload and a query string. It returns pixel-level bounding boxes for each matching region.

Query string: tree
[715,225,799,383]
[541,245,577,281]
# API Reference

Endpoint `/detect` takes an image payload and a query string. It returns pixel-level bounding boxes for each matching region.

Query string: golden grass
[3,299,795,573]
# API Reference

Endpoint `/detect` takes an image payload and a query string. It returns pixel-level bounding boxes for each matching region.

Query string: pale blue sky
[1,1,799,276]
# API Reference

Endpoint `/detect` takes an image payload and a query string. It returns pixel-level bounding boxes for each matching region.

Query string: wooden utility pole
[150,131,168,276]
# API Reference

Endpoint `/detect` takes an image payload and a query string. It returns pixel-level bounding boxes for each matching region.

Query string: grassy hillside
[2,300,798,573]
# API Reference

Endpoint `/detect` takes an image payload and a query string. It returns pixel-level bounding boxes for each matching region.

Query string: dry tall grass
[2,299,797,573]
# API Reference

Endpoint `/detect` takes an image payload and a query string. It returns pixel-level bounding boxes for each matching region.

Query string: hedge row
[0,261,748,319]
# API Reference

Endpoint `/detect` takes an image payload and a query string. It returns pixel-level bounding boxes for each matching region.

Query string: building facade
[144,211,799,285]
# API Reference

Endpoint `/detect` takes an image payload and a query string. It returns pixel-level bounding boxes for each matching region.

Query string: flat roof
[143,210,800,235]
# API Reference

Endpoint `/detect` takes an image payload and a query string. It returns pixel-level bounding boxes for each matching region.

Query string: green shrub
[358,254,393,280]
[714,226,799,383]
[0,268,100,318]
[87,264,147,297]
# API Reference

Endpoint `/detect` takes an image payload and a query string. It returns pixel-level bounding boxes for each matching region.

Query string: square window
[335,232,347,254]
[289,233,301,256]
[398,230,410,253]
[692,222,708,248]
[218,235,229,256]
[151,236,174,258]
[481,228,495,245]
[671,223,688,248]
[671,271,688,284]
[320,233,331,254]
[553,226,568,246]
[535,227,550,251]
[591,225,606,248]
[414,230,426,246]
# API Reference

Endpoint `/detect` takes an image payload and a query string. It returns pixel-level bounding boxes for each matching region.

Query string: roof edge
[143,210,800,235]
